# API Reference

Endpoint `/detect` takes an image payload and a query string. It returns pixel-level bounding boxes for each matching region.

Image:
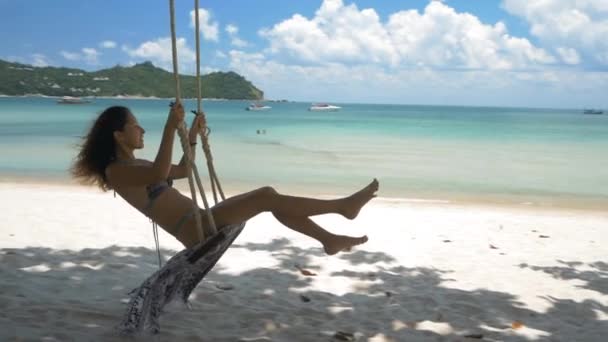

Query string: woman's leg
[272,212,368,255]
[206,179,378,255]
[211,178,379,225]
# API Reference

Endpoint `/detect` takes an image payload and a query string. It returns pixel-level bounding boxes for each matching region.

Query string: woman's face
[117,113,146,149]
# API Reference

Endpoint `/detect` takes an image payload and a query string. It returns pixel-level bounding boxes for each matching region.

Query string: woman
[71,103,378,254]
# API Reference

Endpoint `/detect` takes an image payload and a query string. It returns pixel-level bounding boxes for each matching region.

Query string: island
[0,59,263,100]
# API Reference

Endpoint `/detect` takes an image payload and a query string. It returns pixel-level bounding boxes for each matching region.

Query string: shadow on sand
[1,239,606,341]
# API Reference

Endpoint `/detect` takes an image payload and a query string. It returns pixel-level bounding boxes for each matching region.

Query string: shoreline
[0,94,595,111]
[2,177,607,215]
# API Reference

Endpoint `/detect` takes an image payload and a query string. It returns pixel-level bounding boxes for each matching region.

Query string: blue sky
[2,0,607,108]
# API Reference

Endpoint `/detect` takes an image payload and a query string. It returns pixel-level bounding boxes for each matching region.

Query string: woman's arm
[169,113,205,179]
[106,102,184,187]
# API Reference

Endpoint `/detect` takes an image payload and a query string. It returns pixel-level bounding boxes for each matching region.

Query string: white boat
[57,96,91,104]
[308,103,341,112]
[245,102,271,111]
[583,109,603,115]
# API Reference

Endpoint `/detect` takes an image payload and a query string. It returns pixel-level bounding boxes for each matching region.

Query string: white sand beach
[1,182,607,341]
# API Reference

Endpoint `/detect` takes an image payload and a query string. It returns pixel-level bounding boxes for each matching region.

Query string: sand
[1,182,607,341]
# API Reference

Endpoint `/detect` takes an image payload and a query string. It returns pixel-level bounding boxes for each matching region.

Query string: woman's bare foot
[323,234,369,255]
[342,178,379,220]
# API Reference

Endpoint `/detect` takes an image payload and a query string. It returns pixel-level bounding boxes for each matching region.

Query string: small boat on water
[245,102,271,111]
[57,96,91,104]
[308,103,341,112]
[583,109,603,115]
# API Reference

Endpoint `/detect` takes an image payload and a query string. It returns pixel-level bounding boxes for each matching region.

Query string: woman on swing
[72,102,379,255]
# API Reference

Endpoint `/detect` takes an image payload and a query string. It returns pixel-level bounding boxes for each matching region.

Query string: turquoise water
[1,96,607,209]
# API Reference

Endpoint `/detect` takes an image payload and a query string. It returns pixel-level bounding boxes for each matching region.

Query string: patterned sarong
[116,222,245,335]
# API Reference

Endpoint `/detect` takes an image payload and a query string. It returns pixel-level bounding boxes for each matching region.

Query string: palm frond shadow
[1,239,606,341]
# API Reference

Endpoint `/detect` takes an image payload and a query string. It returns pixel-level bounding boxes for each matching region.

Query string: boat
[583,109,603,115]
[308,103,341,112]
[245,102,271,111]
[57,96,91,104]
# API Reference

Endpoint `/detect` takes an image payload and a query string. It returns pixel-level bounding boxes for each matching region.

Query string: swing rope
[117,2,248,334]
[168,0,218,241]
[193,0,226,204]
[154,0,229,267]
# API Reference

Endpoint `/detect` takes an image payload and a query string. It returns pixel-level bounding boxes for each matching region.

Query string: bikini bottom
[171,208,216,239]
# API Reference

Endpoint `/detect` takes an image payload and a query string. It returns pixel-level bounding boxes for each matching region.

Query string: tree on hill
[0,59,264,100]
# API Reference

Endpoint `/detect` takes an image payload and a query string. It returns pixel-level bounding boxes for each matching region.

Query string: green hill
[0,59,263,100]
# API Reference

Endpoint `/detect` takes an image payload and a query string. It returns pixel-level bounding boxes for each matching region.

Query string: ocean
[1,96,607,210]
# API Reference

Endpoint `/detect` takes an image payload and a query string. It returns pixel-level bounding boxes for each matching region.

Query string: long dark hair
[71,106,131,190]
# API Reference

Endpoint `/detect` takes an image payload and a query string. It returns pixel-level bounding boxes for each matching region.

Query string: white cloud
[59,48,100,65]
[100,40,117,49]
[228,49,608,108]
[61,51,80,61]
[218,0,604,107]
[5,54,50,67]
[259,0,554,70]
[260,2,399,67]
[190,8,219,42]
[225,24,249,48]
[556,47,581,65]
[82,48,100,65]
[231,37,248,48]
[215,50,227,58]
[225,24,238,35]
[202,66,220,74]
[123,37,196,73]
[31,54,49,67]
[502,0,608,66]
